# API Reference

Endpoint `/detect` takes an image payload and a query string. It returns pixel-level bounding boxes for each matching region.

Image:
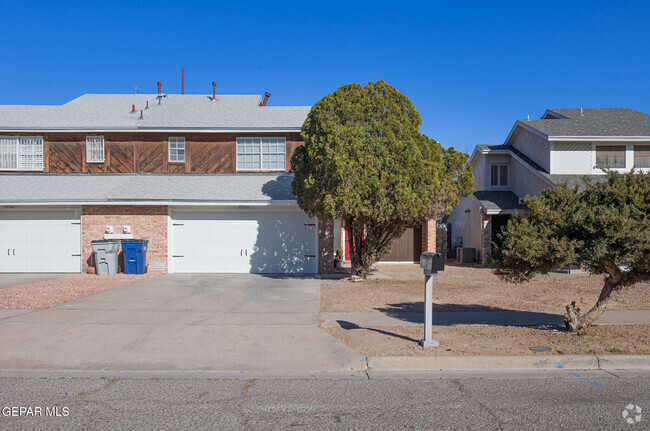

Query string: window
[86,135,105,163]
[236,137,286,171]
[168,137,185,163]
[634,145,650,168]
[0,136,43,171]
[596,146,625,169]
[490,164,508,187]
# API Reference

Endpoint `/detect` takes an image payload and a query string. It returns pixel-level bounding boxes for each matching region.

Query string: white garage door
[171,209,318,274]
[0,209,81,273]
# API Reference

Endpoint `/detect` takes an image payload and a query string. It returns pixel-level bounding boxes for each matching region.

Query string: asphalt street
[0,370,648,430]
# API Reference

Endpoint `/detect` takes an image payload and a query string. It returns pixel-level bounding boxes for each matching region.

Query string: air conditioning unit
[456,247,476,264]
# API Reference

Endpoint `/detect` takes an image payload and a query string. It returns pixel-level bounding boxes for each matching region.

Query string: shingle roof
[473,191,524,213]
[0,94,311,131]
[0,173,297,203]
[519,107,650,137]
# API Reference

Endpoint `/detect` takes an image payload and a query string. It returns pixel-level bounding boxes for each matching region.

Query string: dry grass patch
[321,263,650,313]
[324,324,650,357]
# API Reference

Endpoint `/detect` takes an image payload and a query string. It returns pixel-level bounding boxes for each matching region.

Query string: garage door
[170,209,318,274]
[0,209,81,273]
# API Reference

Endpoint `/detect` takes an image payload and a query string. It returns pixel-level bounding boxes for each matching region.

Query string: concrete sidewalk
[320,310,650,327]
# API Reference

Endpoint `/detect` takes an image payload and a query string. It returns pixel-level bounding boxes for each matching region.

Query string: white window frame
[489,163,509,188]
[168,137,186,163]
[0,135,43,171]
[86,135,105,163]
[236,137,286,171]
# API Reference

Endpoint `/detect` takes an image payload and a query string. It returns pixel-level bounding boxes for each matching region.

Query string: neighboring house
[447,107,650,263]
[0,86,329,274]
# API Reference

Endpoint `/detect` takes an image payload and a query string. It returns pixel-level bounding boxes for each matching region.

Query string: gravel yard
[0,272,161,309]
[324,324,650,356]
[322,263,650,313]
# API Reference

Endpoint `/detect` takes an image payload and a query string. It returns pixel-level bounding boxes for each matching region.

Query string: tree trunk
[564,278,617,332]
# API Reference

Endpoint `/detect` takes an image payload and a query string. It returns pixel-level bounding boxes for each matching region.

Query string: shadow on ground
[374,302,566,326]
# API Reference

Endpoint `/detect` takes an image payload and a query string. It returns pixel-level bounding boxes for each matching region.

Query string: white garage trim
[0,207,82,273]
[169,206,318,274]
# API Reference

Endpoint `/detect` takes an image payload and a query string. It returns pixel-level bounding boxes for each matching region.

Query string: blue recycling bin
[121,240,149,274]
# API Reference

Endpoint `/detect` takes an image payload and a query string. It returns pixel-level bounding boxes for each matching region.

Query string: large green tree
[291,80,473,277]
[489,171,650,332]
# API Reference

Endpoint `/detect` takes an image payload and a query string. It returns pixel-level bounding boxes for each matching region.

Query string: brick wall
[82,205,168,272]
[421,219,437,252]
[318,217,335,273]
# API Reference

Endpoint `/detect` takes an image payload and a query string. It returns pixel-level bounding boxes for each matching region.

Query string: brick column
[318,217,335,273]
[481,214,492,265]
[421,219,437,252]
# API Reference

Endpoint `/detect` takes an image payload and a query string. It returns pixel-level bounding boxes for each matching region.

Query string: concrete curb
[366,354,650,371]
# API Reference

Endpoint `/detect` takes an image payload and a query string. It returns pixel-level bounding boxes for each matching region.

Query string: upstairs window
[236,137,286,171]
[0,136,43,171]
[596,146,625,169]
[86,135,105,163]
[490,164,508,187]
[634,145,650,168]
[169,137,185,163]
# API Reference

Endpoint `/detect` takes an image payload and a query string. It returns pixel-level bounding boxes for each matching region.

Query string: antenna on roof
[134,86,138,94]
[581,107,584,116]
[527,114,530,120]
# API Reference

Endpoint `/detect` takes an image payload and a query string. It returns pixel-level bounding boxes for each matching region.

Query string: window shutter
[18,136,43,171]
[0,136,19,170]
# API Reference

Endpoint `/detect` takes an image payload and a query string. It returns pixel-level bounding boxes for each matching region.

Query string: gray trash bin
[91,240,120,275]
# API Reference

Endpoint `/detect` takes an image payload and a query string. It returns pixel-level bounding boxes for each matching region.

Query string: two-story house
[0,84,338,274]
[447,107,650,263]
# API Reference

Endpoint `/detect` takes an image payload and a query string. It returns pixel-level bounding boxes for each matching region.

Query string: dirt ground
[324,324,650,356]
[0,272,161,309]
[321,263,650,313]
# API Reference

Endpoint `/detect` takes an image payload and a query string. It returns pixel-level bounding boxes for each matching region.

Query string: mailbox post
[419,252,445,348]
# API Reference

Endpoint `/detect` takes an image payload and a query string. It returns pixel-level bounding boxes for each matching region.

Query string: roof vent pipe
[140,110,143,119]
[580,107,584,116]
[157,81,162,95]
[146,100,149,109]
[212,81,216,101]
[261,92,271,106]
[131,104,135,113]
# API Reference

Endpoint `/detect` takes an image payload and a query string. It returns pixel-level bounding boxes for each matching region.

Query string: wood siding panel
[49,142,83,173]
[137,142,165,173]
[190,142,234,173]
[381,227,423,262]
[109,142,134,173]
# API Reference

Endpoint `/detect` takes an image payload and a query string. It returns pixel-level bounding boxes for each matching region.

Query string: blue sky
[1,0,649,152]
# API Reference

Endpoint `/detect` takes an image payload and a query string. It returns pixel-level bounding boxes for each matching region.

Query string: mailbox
[419,252,445,273]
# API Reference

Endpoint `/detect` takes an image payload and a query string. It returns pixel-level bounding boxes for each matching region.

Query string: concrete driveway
[0,274,365,373]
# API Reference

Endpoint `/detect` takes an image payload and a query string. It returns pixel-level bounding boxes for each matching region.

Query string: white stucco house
[447,107,650,263]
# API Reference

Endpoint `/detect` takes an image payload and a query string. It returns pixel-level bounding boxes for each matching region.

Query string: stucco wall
[510,128,550,172]
[510,157,553,198]
[550,141,593,174]
[446,195,483,254]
